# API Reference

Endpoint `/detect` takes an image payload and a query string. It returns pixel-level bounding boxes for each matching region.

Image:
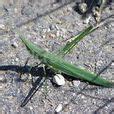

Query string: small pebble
[14,8,18,14]
[56,31,60,37]
[67,6,72,12]
[15,57,19,62]
[73,80,80,87]
[48,33,56,38]
[49,24,55,30]
[27,74,33,81]
[79,3,87,13]
[0,24,5,30]
[81,95,85,99]
[92,6,101,22]
[0,75,7,83]
[96,60,103,66]
[47,28,51,32]
[20,74,28,81]
[42,35,46,39]
[83,15,91,24]
[55,25,59,30]
[112,62,114,66]
[53,74,65,86]
[55,104,63,113]
[29,106,33,110]
[11,41,18,48]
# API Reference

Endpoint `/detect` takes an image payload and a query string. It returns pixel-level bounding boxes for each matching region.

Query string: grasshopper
[20,33,114,87]
[19,24,114,107]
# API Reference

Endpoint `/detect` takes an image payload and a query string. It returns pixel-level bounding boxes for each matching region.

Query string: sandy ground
[0,0,114,113]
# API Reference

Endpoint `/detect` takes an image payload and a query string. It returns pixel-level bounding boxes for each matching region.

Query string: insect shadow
[0,59,112,107]
[0,64,53,107]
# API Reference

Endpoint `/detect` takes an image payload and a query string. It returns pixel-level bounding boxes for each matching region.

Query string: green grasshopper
[20,24,114,107]
[20,34,114,88]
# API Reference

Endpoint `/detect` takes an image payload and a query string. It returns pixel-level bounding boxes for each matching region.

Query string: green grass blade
[20,37,114,87]
[58,25,100,56]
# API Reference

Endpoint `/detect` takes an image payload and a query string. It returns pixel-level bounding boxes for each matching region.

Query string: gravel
[55,103,63,112]
[0,0,114,113]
